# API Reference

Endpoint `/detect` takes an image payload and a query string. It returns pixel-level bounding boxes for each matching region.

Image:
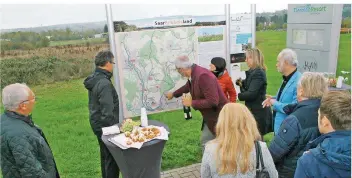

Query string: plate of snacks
[120,118,141,133]
[124,126,161,145]
[108,125,169,149]
[328,78,337,87]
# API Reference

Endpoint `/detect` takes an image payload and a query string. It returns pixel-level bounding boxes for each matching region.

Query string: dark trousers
[97,136,120,178]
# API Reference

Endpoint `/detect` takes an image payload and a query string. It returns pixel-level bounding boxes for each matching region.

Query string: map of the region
[115,27,198,117]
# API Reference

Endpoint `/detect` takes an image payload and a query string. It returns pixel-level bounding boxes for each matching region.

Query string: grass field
[25,80,204,177]
[256,31,351,91]
[49,38,106,47]
[2,32,350,178]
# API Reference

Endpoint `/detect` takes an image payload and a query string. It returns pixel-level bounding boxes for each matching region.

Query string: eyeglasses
[176,67,183,73]
[20,96,37,104]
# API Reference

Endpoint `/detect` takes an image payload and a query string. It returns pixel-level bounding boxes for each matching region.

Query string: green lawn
[256,31,351,94]
[49,38,106,47]
[28,80,203,178]
[2,32,350,178]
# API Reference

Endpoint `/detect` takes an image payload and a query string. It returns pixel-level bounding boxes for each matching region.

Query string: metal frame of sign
[105,4,124,122]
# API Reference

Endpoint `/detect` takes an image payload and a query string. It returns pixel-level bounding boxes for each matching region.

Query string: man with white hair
[262,48,302,133]
[0,83,60,178]
[165,55,228,152]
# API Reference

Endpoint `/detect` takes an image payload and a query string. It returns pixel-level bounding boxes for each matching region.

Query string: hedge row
[0,57,94,89]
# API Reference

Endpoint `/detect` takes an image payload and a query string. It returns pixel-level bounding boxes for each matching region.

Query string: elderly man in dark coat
[1,83,60,178]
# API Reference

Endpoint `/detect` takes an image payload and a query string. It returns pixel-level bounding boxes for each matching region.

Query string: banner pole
[251,4,256,48]
[225,4,231,73]
[105,4,124,122]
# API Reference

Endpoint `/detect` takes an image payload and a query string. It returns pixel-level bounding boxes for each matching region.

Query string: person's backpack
[255,141,270,178]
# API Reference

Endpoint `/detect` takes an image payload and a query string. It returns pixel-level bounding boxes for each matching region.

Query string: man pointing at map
[166,55,228,152]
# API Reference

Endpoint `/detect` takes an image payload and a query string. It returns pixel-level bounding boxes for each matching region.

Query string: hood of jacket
[283,99,321,115]
[84,68,112,91]
[310,130,351,171]
[217,70,230,80]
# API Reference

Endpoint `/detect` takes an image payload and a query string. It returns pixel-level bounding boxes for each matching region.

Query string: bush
[0,57,94,89]
[341,28,351,34]
[1,31,51,50]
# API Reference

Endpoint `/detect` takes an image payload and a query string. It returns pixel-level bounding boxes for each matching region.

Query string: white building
[94,33,107,38]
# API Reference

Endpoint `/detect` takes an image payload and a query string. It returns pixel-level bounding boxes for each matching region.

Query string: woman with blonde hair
[201,103,278,178]
[236,48,272,136]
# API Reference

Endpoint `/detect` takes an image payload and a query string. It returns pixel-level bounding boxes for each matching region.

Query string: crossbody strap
[255,141,260,170]
[255,141,266,170]
[258,141,266,169]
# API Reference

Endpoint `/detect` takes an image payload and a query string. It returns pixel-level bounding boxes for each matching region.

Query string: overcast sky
[1,4,288,29]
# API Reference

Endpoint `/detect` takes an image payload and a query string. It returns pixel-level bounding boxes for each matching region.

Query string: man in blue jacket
[268,72,328,178]
[262,48,301,133]
[294,91,351,178]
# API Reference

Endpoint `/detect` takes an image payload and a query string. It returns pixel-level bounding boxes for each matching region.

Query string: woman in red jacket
[209,57,237,102]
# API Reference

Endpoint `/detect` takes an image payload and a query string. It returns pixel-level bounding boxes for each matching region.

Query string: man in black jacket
[84,50,120,178]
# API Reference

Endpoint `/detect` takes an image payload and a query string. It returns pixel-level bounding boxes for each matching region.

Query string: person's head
[209,57,226,77]
[212,103,261,175]
[245,48,266,70]
[95,50,115,73]
[2,83,36,116]
[276,48,298,75]
[174,55,193,78]
[318,91,351,134]
[297,72,328,102]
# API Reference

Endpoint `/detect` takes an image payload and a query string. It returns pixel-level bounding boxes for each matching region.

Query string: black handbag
[255,141,271,178]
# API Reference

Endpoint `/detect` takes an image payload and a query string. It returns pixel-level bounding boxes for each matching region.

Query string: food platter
[120,118,141,133]
[109,124,169,149]
[125,126,161,145]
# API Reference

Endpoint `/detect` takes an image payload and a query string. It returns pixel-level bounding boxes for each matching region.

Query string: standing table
[101,120,170,178]
[328,83,351,91]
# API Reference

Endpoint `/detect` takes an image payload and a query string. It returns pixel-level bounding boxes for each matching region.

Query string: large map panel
[115,27,198,117]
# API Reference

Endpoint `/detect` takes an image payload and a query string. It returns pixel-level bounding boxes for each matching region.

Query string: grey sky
[1,4,288,29]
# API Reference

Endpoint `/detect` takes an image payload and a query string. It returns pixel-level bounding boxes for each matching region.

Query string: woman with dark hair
[209,57,237,102]
[236,48,272,136]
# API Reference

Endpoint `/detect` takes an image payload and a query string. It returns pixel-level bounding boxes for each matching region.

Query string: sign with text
[153,18,195,27]
[229,13,253,98]
[230,13,252,54]
[287,4,343,74]
[288,4,334,24]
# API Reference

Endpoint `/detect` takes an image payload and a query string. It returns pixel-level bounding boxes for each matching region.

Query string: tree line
[1,32,50,51]
[255,4,351,31]
[1,28,103,51]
